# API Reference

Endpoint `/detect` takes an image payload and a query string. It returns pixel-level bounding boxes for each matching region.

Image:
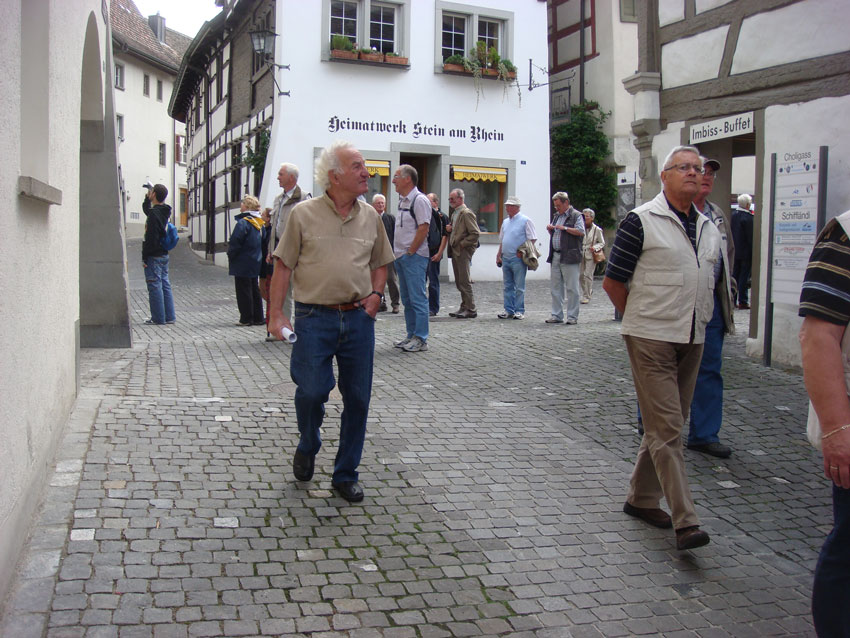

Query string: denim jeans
[813,485,850,637]
[550,260,581,321]
[289,303,376,483]
[395,253,429,340]
[501,254,528,315]
[144,255,175,324]
[427,258,441,314]
[688,300,725,445]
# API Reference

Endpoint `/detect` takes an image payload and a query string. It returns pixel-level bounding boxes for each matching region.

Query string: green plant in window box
[330,34,358,60]
[359,47,384,62]
[443,54,466,73]
[497,58,521,106]
[384,52,408,65]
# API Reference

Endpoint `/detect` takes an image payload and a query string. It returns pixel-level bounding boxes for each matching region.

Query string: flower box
[384,55,408,65]
[359,51,385,63]
[330,49,358,60]
[442,63,466,73]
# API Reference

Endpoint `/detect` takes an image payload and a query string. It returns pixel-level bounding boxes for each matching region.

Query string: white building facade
[171,0,551,281]
[111,0,192,236]
[626,0,850,368]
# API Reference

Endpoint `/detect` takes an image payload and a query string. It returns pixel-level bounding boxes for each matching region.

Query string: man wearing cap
[546,192,585,325]
[686,157,736,458]
[496,196,537,320]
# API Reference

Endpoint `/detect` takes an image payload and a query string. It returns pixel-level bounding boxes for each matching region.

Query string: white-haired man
[264,163,309,338]
[268,141,395,503]
[603,145,720,551]
[373,193,400,313]
[731,193,754,309]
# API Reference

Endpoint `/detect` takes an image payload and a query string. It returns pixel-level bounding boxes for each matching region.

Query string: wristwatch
[370,290,385,301]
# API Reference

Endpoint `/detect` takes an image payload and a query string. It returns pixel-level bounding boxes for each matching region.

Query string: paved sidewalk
[1,238,828,637]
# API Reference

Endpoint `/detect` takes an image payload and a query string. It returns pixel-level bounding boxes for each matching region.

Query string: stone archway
[79,11,131,348]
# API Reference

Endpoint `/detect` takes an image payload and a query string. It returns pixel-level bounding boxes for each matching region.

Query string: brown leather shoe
[676,526,710,550]
[623,502,672,529]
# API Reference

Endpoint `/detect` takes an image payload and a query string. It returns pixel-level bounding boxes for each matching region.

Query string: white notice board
[769,148,827,306]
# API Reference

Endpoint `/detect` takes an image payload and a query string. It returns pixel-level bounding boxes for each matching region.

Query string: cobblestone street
[1,238,829,637]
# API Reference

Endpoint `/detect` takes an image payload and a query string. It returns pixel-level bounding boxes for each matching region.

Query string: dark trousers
[234,276,264,324]
[813,485,850,637]
[732,259,751,305]
[427,258,440,314]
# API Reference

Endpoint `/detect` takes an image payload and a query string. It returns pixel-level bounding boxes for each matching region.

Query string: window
[157,79,163,101]
[175,134,187,165]
[143,74,150,97]
[369,3,396,53]
[435,4,513,66]
[620,0,637,22]
[114,63,124,89]
[116,114,124,141]
[441,14,465,60]
[158,142,166,167]
[450,165,507,233]
[231,143,242,202]
[330,0,358,44]
[325,1,410,57]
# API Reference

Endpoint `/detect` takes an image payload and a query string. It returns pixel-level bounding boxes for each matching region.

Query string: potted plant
[442,54,466,73]
[499,58,517,80]
[330,35,357,60]
[384,51,408,65]
[359,47,384,62]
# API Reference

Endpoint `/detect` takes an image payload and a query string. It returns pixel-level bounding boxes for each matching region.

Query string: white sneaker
[402,336,428,352]
[565,318,578,325]
[512,313,524,320]
[394,337,413,349]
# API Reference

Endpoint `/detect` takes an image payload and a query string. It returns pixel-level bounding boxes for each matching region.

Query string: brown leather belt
[320,302,359,312]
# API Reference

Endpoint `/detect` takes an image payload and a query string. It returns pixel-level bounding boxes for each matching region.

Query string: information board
[769,148,826,305]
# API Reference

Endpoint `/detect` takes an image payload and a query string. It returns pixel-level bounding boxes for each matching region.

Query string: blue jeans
[550,260,581,321]
[427,258,441,314]
[144,255,175,324]
[395,253,429,341]
[289,303,375,483]
[688,300,725,445]
[501,254,528,315]
[813,485,850,637]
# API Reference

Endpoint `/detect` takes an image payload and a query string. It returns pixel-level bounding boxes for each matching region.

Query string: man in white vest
[603,145,720,551]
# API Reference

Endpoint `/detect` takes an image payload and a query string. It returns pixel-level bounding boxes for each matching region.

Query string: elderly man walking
[546,192,585,324]
[268,141,394,503]
[496,196,537,320]
[603,145,720,550]
[446,188,480,318]
[391,165,432,352]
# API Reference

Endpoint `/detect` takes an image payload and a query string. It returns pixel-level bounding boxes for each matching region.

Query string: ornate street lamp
[248,27,275,60]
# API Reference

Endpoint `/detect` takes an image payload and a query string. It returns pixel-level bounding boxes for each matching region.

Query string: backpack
[427,209,445,256]
[160,222,179,251]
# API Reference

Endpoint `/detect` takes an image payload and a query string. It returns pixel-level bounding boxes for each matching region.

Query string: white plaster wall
[731,156,755,196]
[695,0,734,12]
[113,54,181,236]
[658,0,685,27]
[749,95,850,368]
[661,25,728,89]
[731,0,850,75]
[1,0,108,599]
[263,0,550,281]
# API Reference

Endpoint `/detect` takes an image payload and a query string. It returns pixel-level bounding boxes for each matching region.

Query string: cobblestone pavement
[1,238,830,637]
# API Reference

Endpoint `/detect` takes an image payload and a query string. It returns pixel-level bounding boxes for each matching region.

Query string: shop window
[436,3,513,64]
[365,160,390,205]
[449,165,507,233]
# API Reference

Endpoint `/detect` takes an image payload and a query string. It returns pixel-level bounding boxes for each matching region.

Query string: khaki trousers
[451,248,476,312]
[624,335,704,530]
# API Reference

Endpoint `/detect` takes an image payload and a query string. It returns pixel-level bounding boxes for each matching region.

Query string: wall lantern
[249,28,276,59]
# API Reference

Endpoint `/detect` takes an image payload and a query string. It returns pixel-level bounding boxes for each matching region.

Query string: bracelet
[822,424,850,440]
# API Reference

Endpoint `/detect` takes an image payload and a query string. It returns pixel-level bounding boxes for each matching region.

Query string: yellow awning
[452,165,507,183]
[366,160,390,177]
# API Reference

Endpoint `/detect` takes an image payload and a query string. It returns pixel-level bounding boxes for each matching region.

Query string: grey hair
[279,162,299,180]
[737,193,752,208]
[314,140,356,191]
[450,188,464,200]
[661,145,701,172]
[582,208,595,220]
[372,193,386,204]
[552,191,569,203]
[398,164,418,186]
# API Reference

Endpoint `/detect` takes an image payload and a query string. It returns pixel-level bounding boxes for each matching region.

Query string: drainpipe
[579,0,585,104]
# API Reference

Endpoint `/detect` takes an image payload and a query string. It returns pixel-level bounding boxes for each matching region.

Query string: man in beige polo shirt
[268,141,395,503]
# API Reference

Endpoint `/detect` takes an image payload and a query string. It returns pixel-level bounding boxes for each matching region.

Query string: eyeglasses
[663,163,704,175]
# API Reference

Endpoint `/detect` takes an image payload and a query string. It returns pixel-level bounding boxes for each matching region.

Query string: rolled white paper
[280,327,297,343]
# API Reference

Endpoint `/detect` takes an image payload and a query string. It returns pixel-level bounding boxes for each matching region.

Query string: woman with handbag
[580,208,606,303]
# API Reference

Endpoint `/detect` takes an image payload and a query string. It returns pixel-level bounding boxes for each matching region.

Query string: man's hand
[267,314,293,341]
[430,252,443,263]
[823,431,850,489]
[445,223,452,233]
[358,293,381,318]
